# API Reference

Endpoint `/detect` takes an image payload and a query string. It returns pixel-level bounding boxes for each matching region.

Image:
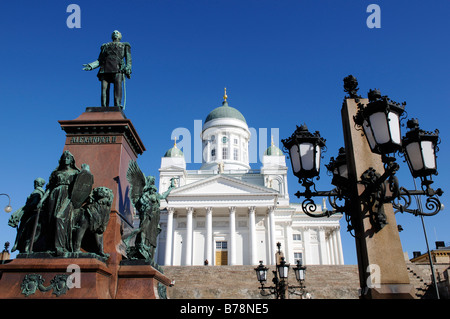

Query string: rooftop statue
[83,30,132,108]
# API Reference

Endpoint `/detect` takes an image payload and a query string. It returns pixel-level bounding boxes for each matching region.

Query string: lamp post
[0,194,12,213]
[281,75,444,299]
[254,243,308,299]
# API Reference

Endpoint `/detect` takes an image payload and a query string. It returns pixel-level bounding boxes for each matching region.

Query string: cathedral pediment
[168,175,277,198]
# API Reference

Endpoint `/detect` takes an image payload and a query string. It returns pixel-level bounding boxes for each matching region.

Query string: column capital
[205,207,213,214]
[248,206,256,213]
[187,207,194,214]
[167,207,175,214]
[228,206,236,214]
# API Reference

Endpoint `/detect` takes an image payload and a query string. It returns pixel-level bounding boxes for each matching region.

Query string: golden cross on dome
[223,87,228,102]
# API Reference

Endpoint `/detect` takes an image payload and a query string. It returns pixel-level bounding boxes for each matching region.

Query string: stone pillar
[164,208,174,266]
[59,107,146,298]
[303,227,312,265]
[318,227,328,264]
[205,207,213,265]
[248,206,257,265]
[342,98,414,298]
[229,206,236,265]
[268,206,276,265]
[185,207,193,266]
[331,227,339,265]
[336,227,344,264]
[326,231,333,265]
[285,222,294,264]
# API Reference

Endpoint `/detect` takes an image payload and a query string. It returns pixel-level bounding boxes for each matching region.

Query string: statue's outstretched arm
[83,44,104,71]
[160,178,176,200]
[82,60,99,71]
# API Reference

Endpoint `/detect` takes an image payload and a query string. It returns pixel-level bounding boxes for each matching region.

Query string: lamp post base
[360,284,415,299]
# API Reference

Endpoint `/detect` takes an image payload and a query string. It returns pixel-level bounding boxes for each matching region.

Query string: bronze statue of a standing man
[83,30,132,108]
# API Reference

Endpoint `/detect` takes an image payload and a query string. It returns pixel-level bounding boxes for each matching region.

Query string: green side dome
[264,145,284,156]
[164,145,184,158]
[204,101,247,124]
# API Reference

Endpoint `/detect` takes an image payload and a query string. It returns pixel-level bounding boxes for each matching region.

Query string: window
[222,147,228,160]
[216,241,227,250]
[211,149,216,157]
[233,149,239,161]
[234,138,238,145]
[294,252,303,264]
[222,136,228,144]
[293,234,302,241]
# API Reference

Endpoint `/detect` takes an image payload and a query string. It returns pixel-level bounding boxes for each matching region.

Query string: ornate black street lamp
[283,124,326,180]
[354,88,406,155]
[254,243,308,299]
[281,78,444,236]
[402,118,439,180]
[0,194,12,213]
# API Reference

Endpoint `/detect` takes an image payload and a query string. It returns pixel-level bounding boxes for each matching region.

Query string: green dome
[204,101,247,124]
[164,145,184,158]
[264,145,284,156]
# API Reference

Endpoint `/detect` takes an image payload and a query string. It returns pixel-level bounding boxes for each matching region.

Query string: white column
[185,207,193,266]
[205,207,213,265]
[268,206,276,265]
[330,228,337,264]
[303,227,312,265]
[333,226,344,264]
[248,206,257,265]
[285,222,294,263]
[330,233,336,264]
[164,207,174,265]
[229,206,236,265]
[326,233,332,264]
[318,227,328,265]
[336,227,344,264]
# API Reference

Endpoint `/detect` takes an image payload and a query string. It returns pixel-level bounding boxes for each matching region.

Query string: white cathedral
[155,92,344,266]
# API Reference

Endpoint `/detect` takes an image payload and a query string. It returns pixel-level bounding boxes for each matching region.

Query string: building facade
[156,93,344,266]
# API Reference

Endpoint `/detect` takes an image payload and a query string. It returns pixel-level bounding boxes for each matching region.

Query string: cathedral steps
[161,265,360,299]
[162,264,445,299]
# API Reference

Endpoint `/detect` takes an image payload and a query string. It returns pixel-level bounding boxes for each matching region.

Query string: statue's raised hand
[82,63,92,71]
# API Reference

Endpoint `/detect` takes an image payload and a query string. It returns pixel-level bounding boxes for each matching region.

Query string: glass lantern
[402,119,439,179]
[293,259,306,282]
[277,257,290,279]
[326,147,348,188]
[356,89,406,155]
[254,261,269,284]
[281,124,326,179]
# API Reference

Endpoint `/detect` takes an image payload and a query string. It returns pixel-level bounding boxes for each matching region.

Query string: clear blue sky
[1,0,449,266]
